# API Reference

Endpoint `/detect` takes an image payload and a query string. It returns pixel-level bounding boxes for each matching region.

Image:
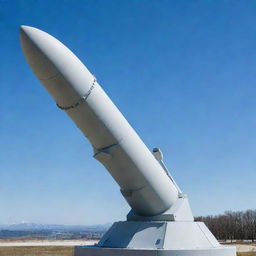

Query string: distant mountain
[0,222,111,231]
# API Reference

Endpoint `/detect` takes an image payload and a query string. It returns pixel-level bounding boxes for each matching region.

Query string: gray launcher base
[75,247,236,256]
[74,221,236,256]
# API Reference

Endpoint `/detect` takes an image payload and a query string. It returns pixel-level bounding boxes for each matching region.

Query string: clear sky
[0,0,255,225]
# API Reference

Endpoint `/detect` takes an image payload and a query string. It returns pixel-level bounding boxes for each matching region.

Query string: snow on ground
[0,240,97,247]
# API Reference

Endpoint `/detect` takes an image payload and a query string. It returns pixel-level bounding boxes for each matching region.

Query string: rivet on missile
[56,76,97,111]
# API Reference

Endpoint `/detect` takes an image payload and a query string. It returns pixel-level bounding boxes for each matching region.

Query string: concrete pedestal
[74,221,236,256]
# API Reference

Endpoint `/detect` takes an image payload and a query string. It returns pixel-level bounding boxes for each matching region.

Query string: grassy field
[0,246,254,256]
[238,253,256,256]
[0,246,73,256]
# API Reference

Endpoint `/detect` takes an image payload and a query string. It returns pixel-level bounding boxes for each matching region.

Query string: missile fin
[93,151,112,162]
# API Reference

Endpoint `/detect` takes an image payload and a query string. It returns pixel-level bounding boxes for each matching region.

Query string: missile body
[20,26,179,216]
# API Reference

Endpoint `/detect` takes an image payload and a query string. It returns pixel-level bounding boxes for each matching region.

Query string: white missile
[20,26,236,256]
[20,26,179,216]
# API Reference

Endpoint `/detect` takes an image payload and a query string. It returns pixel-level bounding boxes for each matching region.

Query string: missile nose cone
[20,25,32,33]
[20,25,30,35]
[20,25,61,80]
[20,25,27,33]
[20,25,94,106]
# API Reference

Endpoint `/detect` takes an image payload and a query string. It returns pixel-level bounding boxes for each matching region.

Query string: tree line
[195,209,256,242]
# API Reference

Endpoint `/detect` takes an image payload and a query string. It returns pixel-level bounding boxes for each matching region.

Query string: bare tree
[195,209,256,242]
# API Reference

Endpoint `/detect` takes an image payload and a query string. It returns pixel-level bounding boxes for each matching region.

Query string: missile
[20,26,179,216]
[20,26,237,256]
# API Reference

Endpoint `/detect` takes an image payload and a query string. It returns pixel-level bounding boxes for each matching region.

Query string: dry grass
[0,246,255,256]
[238,253,256,256]
[0,246,73,256]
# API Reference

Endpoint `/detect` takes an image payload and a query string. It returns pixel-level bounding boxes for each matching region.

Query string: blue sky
[0,0,255,225]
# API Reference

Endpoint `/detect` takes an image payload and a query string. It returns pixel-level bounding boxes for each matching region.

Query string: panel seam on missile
[120,185,147,197]
[39,72,60,81]
[56,76,97,110]
[95,142,119,152]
